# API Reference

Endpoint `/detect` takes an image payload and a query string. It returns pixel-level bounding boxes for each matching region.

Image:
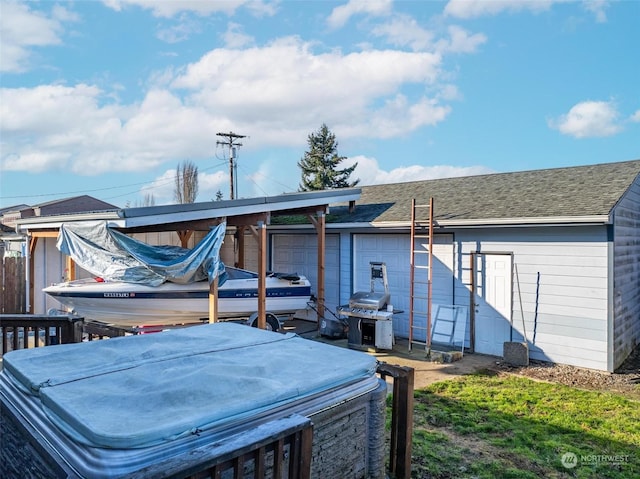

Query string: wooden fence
[0,314,83,355]
[1,257,26,314]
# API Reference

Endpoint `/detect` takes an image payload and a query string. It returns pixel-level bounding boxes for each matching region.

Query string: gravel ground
[492,344,640,399]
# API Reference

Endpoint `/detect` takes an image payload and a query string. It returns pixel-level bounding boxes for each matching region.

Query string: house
[1,196,118,228]
[265,159,640,372]
[16,160,640,372]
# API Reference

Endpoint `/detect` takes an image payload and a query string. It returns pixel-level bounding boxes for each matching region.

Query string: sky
[1,0,639,210]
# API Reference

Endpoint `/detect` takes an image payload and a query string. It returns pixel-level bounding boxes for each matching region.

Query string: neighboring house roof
[328,159,640,227]
[2,196,119,229]
[32,195,118,216]
[0,204,30,215]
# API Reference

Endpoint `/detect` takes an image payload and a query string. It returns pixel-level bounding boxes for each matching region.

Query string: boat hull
[44,274,312,326]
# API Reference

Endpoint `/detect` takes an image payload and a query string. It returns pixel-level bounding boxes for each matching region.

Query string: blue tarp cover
[56,221,226,286]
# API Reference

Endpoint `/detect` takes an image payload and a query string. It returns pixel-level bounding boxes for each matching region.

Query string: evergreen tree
[298,124,359,191]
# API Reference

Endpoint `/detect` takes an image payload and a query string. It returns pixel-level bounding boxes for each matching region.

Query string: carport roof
[15,189,361,233]
[328,159,640,227]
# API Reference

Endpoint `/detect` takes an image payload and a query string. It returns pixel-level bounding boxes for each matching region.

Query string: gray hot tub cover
[2,323,378,449]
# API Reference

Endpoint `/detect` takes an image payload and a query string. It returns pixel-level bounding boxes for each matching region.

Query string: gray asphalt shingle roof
[329,159,640,225]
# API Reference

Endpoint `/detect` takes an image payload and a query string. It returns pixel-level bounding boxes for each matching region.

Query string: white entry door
[474,253,513,356]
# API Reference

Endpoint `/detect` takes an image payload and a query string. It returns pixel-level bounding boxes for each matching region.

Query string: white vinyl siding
[271,234,340,312]
[353,234,454,340]
[612,178,640,370]
[456,226,610,370]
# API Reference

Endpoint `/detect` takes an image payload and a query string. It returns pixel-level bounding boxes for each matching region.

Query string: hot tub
[1,322,386,478]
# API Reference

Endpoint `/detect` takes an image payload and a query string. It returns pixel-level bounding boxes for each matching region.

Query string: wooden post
[377,362,414,479]
[236,226,246,269]
[208,276,219,323]
[177,230,193,249]
[28,236,37,314]
[65,255,76,282]
[27,231,60,314]
[257,221,267,329]
[308,210,326,330]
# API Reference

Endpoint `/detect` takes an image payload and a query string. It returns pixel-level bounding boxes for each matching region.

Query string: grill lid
[349,291,390,310]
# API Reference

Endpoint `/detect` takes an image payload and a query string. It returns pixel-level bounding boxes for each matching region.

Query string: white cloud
[0,1,77,73]
[444,0,556,19]
[444,0,610,22]
[0,84,218,175]
[344,155,494,185]
[548,100,622,138]
[438,25,487,54]
[156,16,202,43]
[140,169,177,204]
[222,22,255,48]
[103,0,234,17]
[370,14,435,51]
[198,170,229,201]
[102,0,274,18]
[370,15,486,54]
[631,110,640,123]
[171,37,447,143]
[327,0,393,29]
[582,0,609,23]
[1,39,452,179]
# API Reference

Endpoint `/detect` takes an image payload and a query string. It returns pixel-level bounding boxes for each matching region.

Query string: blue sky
[1,0,639,210]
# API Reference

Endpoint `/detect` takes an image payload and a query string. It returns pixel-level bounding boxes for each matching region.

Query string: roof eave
[14,189,362,232]
[16,212,124,232]
[369,215,612,228]
[120,190,361,229]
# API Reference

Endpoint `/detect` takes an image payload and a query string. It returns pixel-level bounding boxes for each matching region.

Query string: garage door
[353,234,454,339]
[272,234,340,316]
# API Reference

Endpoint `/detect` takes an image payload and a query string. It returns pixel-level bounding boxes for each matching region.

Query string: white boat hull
[44,269,312,327]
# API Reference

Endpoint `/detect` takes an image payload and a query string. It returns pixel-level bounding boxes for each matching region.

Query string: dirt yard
[492,344,640,399]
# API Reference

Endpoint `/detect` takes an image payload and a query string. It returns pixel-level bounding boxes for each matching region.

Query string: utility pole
[216,131,246,200]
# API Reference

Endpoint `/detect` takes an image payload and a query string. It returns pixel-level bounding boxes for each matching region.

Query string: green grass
[405,371,640,479]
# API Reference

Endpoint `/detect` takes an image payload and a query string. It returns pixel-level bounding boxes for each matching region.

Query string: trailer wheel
[250,313,280,332]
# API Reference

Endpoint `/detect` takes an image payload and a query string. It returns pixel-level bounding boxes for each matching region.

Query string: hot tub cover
[3,323,378,449]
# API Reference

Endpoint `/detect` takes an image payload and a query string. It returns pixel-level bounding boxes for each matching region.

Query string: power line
[0,162,228,202]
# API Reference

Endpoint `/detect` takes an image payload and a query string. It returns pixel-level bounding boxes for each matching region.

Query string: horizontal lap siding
[613,179,640,370]
[455,227,610,370]
[271,234,341,310]
[353,234,454,340]
[37,238,65,314]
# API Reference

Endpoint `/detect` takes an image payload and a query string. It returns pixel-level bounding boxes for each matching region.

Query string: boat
[43,220,312,329]
[44,267,312,328]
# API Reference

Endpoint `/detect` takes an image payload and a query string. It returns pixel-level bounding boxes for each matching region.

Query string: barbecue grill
[339,262,394,350]
[348,262,390,311]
